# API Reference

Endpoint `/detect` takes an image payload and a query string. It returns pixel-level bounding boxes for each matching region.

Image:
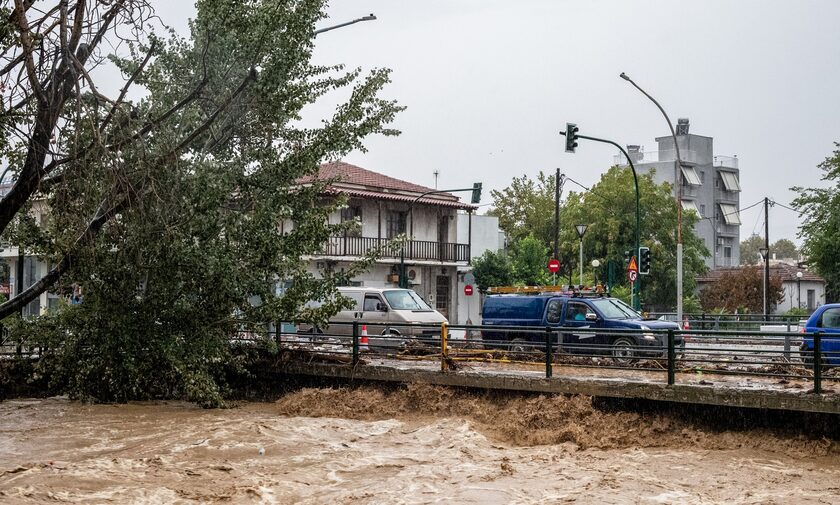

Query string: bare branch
[99,39,156,134]
[13,0,48,105]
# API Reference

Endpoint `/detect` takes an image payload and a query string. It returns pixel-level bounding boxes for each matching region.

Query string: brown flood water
[1,385,840,504]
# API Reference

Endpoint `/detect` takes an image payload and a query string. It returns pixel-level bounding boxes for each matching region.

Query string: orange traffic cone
[360,324,369,352]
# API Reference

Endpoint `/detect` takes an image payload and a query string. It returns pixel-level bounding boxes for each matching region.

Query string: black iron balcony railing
[324,236,469,262]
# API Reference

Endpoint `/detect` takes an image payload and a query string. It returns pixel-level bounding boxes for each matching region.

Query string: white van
[303,287,448,349]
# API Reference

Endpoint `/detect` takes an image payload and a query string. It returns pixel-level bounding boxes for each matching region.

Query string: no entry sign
[464,284,474,296]
[547,259,561,273]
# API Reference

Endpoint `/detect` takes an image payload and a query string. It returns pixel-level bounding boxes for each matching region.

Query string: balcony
[323,236,469,263]
[614,149,699,166]
[713,155,739,169]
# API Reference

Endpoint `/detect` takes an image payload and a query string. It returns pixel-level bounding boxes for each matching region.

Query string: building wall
[779,279,826,314]
[630,131,741,270]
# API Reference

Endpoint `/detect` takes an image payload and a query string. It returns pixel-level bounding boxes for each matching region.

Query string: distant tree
[771,239,799,260]
[511,234,549,286]
[792,143,840,302]
[699,266,784,313]
[488,171,557,249]
[471,250,514,293]
[740,234,764,265]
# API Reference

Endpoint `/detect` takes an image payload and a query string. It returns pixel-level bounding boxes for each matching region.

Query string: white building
[302,161,495,323]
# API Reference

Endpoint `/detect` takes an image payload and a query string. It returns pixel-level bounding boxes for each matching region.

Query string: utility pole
[763,197,770,319]
[554,169,561,260]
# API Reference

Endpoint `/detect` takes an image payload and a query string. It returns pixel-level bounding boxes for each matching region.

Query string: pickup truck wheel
[611,336,637,365]
[508,338,530,360]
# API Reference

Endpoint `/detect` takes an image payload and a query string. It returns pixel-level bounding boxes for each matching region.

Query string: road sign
[627,255,638,273]
[547,259,561,273]
[628,270,638,283]
[464,272,476,285]
[464,284,474,296]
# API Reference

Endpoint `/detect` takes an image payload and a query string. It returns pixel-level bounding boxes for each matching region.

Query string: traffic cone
[360,324,369,352]
[683,317,690,330]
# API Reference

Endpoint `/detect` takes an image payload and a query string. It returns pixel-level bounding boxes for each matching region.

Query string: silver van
[304,287,448,349]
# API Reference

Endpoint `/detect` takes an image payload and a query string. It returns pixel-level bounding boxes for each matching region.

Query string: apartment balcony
[713,155,739,169]
[614,148,699,166]
[322,236,469,263]
[716,224,740,237]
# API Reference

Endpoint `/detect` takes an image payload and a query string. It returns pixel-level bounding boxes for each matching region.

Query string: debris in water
[259,447,265,455]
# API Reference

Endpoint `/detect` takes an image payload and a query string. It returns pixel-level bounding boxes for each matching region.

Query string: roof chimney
[676,118,690,135]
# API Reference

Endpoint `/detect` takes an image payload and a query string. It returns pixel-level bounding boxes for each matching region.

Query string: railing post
[545,326,553,378]
[813,331,822,394]
[352,321,359,366]
[784,322,791,361]
[441,322,449,372]
[667,329,675,386]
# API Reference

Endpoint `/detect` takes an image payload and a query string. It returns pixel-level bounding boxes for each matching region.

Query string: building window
[699,170,705,183]
[700,204,706,217]
[340,205,362,237]
[718,203,741,225]
[681,166,702,186]
[387,210,407,239]
[719,171,741,192]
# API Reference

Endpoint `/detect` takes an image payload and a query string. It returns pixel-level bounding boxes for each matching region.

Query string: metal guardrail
[6,322,837,395]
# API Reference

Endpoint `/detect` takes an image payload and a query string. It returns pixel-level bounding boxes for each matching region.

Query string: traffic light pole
[559,131,641,310]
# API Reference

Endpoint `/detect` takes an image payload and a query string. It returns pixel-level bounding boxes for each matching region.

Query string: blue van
[799,303,840,366]
[481,294,682,363]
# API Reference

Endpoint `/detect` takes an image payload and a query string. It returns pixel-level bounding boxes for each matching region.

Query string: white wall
[778,279,826,314]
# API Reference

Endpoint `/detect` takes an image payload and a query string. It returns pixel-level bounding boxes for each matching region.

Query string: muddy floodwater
[2,386,840,504]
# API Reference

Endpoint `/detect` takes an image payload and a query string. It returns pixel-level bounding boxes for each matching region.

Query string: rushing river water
[2,386,840,504]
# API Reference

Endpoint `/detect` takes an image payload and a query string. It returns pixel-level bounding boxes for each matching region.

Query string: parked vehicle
[300,287,448,350]
[799,304,840,366]
[481,293,682,363]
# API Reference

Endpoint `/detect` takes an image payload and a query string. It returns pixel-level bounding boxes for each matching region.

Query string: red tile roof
[303,161,475,210]
[696,264,824,283]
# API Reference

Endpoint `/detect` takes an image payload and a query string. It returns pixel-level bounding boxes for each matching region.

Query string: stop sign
[547,259,561,273]
[464,284,474,296]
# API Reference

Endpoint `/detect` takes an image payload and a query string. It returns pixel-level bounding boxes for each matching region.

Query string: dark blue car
[799,304,840,366]
[481,294,681,363]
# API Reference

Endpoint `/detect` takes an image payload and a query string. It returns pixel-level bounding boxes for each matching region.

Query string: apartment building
[615,118,741,269]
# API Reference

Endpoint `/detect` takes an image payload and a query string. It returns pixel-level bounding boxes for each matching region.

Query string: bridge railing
[269,321,838,394]
[6,321,837,395]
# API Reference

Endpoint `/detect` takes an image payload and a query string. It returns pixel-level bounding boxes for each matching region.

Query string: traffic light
[565,123,579,153]
[623,250,631,265]
[639,246,651,275]
[471,182,482,204]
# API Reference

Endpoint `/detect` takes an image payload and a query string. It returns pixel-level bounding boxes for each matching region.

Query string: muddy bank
[274,384,840,456]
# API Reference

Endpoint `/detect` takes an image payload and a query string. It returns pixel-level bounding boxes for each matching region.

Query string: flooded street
[2,387,840,504]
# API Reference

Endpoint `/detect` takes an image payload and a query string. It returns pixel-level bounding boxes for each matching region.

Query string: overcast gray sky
[154,0,840,245]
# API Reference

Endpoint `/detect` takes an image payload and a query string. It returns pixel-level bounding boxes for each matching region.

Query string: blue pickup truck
[481,294,682,363]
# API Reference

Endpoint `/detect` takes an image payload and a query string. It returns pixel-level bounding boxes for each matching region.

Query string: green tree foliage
[488,171,557,249]
[792,143,840,302]
[771,239,799,261]
[699,266,784,313]
[511,234,549,286]
[558,167,708,310]
[470,250,514,293]
[739,234,764,265]
[4,0,401,405]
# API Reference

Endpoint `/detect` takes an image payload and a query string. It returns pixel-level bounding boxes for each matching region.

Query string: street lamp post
[759,247,769,319]
[796,271,803,310]
[620,72,685,324]
[575,224,588,286]
[591,259,601,286]
[314,14,377,35]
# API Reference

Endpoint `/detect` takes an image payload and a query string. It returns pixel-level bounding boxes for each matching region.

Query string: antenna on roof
[433,170,440,189]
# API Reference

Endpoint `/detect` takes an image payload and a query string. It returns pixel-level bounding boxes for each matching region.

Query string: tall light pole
[314,14,376,36]
[620,72,684,323]
[796,271,803,310]
[575,224,588,286]
[759,247,769,318]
